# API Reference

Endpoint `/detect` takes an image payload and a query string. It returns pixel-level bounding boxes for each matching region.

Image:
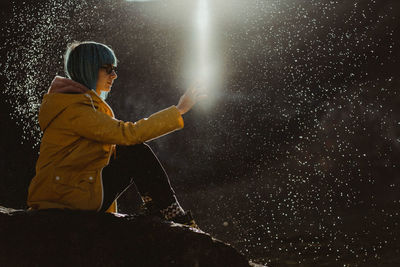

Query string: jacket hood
[48,76,89,94]
[39,76,104,131]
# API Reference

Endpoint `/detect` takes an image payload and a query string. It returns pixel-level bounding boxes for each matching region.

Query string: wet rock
[0,206,255,267]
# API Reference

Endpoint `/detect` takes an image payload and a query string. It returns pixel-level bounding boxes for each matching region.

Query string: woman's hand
[176,83,207,115]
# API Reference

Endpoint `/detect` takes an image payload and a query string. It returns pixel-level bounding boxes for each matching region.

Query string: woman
[27,41,204,227]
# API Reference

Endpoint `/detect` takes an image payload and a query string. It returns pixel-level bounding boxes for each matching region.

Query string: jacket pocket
[52,171,98,209]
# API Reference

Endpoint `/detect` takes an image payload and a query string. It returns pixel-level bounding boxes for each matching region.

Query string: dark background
[1,0,399,265]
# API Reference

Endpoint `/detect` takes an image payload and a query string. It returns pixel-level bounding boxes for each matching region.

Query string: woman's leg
[100,143,185,219]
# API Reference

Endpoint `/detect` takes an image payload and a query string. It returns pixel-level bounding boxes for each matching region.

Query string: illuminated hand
[176,83,207,115]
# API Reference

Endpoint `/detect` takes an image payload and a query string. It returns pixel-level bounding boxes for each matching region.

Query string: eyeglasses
[100,65,117,74]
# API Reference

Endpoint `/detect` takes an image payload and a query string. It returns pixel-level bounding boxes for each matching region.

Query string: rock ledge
[0,206,258,267]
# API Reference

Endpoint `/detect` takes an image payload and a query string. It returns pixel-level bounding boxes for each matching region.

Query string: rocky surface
[0,206,261,267]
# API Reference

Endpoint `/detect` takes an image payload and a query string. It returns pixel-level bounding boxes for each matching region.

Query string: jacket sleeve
[66,103,184,145]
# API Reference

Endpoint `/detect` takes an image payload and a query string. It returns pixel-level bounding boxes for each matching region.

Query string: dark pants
[99,143,177,212]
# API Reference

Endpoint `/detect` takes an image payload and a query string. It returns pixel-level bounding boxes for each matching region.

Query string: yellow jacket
[27,76,184,212]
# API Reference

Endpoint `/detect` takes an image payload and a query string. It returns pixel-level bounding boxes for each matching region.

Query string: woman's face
[96,64,117,94]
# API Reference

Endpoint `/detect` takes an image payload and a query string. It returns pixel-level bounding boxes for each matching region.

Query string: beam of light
[125,0,161,2]
[196,0,210,87]
[125,0,221,107]
[183,0,220,108]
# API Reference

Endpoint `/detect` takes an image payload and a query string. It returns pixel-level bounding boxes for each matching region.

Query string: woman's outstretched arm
[61,84,206,145]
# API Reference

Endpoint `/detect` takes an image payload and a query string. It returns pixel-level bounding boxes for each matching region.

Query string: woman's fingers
[197,94,208,101]
[191,81,205,92]
[189,82,207,100]
[177,82,208,114]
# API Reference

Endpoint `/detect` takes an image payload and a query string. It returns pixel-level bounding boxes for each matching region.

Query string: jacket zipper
[97,168,105,212]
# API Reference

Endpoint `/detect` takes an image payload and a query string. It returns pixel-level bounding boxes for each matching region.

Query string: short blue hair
[64,41,117,91]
